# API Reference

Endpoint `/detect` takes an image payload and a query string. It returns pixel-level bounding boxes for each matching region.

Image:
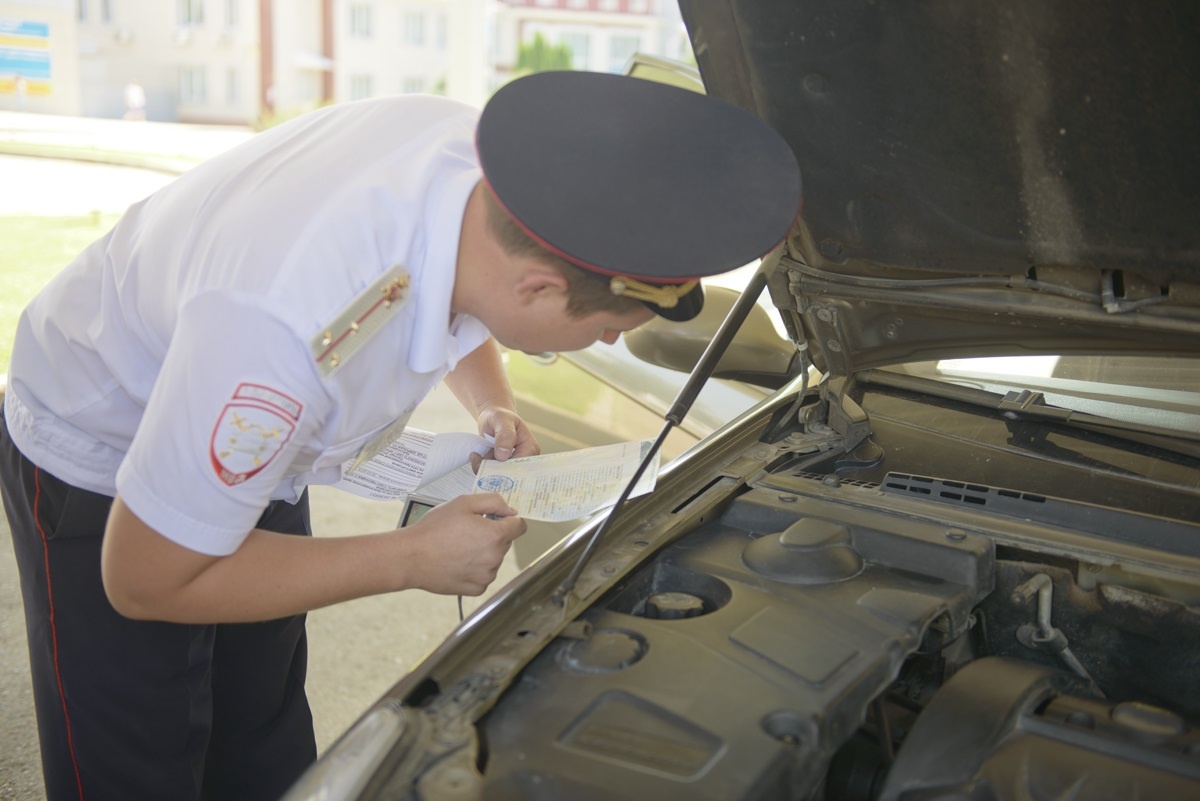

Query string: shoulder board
[311,265,411,378]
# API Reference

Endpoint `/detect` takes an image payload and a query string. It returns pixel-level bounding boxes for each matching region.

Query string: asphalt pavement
[0,114,526,800]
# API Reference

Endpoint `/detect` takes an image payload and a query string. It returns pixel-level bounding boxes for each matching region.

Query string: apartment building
[492,0,689,86]
[77,0,459,125]
[1,0,689,124]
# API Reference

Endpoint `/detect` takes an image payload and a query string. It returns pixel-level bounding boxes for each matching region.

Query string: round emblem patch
[209,383,301,486]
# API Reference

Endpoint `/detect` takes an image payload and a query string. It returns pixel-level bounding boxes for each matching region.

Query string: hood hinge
[822,375,872,453]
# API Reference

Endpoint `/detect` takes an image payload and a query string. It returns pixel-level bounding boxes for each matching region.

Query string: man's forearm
[443,337,516,418]
[101,492,523,624]
[101,496,417,623]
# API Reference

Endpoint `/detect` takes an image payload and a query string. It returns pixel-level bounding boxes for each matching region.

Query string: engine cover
[475,489,994,800]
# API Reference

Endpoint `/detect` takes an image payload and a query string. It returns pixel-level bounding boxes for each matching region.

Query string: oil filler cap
[645,592,705,620]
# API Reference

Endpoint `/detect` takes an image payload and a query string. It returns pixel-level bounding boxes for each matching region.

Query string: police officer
[0,71,800,800]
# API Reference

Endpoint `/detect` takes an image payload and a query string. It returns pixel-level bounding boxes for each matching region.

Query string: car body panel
[683,0,1200,375]
[683,1,1199,284]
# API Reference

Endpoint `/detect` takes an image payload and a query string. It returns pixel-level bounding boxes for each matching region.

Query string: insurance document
[472,440,659,522]
[334,428,492,501]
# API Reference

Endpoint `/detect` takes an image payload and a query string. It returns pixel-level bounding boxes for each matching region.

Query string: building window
[608,34,640,72]
[100,0,113,24]
[226,67,239,106]
[561,32,590,70]
[629,0,650,13]
[178,0,205,27]
[402,76,425,93]
[435,12,446,49]
[180,66,207,104]
[599,0,618,11]
[403,11,425,46]
[224,0,238,29]
[567,0,588,9]
[349,3,373,38]
[350,74,374,101]
[77,0,87,22]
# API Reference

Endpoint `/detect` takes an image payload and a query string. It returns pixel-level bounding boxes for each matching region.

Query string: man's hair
[483,189,646,318]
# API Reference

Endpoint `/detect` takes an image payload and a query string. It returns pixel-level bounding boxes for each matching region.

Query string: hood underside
[679,0,1200,372]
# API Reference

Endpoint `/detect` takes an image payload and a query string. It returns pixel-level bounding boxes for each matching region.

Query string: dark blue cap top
[476,70,801,321]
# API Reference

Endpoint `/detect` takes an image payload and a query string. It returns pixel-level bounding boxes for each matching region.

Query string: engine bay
[473,473,1200,800]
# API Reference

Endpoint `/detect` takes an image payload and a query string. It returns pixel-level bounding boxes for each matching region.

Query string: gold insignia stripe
[311,265,412,377]
[608,277,697,309]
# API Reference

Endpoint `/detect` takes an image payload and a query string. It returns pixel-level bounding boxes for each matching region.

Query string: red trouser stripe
[34,468,86,801]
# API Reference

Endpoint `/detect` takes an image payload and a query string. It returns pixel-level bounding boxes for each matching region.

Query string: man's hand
[402,492,526,596]
[475,404,540,462]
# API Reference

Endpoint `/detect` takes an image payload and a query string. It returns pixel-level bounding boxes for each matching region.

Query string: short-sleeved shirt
[4,95,491,556]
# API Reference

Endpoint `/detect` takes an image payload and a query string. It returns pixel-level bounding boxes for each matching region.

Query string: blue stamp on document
[477,475,515,493]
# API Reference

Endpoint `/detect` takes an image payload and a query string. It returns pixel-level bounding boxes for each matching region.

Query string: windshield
[884,355,1200,432]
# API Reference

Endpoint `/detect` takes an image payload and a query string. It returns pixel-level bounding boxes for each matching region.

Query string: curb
[0,140,196,175]
[0,112,255,176]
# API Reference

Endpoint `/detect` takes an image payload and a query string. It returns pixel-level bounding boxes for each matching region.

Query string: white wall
[73,0,260,123]
[272,0,325,115]
[334,0,450,104]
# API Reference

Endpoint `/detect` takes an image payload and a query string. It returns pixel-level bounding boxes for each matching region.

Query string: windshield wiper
[857,370,1200,456]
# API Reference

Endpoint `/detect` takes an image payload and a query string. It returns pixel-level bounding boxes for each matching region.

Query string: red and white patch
[209,384,302,486]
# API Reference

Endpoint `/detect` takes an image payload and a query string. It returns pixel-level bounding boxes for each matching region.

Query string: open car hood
[679,0,1200,375]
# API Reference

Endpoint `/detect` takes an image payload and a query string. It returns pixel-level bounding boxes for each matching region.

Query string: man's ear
[512,263,569,306]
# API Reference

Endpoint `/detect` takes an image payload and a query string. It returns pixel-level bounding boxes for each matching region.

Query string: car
[283,2,1200,799]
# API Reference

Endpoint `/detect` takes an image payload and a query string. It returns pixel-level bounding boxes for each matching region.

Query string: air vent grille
[792,471,880,490]
[881,473,1046,508]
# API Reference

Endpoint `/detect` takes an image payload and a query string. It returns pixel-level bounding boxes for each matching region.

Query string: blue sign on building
[1,20,50,37]
[1,18,52,82]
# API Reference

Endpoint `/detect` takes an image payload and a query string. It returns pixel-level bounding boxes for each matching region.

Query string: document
[333,428,492,502]
[473,440,659,521]
[334,432,659,523]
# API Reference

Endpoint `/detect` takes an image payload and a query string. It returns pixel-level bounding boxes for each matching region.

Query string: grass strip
[0,213,121,374]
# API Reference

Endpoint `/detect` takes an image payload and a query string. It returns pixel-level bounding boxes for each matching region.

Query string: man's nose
[599,329,621,345]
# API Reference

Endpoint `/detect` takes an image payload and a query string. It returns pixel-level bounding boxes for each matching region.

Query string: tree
[515,33,574,75]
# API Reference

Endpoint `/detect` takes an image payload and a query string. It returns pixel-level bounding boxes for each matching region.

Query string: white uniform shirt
[5,95,491,556]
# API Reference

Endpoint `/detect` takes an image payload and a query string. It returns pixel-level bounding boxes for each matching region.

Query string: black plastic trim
[881,473,1199,558]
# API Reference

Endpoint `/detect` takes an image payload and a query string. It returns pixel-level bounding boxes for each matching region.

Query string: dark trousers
[0,408,317,801]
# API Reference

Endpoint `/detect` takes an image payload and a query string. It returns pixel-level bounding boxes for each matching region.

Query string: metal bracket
[822,375,872,453]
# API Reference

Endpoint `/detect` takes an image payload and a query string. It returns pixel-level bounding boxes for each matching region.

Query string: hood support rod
[552,245,786,606]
